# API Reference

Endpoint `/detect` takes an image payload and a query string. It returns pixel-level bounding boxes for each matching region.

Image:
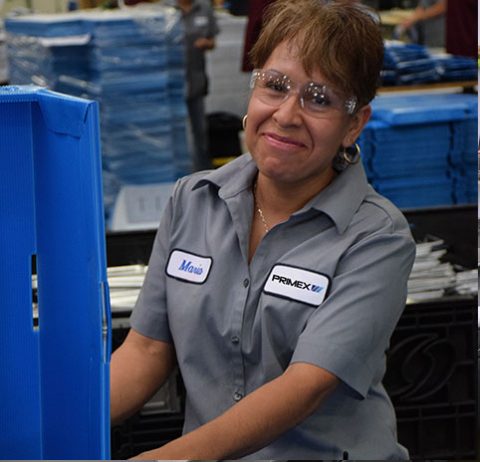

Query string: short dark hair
[249,0,384,108]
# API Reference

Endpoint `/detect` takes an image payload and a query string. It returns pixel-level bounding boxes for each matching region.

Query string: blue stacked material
[3,12,85,36]
[449,116,478,204]
[165,14,191,177]
[5,7,191,222]
[0,85,110,459]
[433,55,478,82]
[383,41,439,86]
[358,93,477,209]
[382,41,477,86]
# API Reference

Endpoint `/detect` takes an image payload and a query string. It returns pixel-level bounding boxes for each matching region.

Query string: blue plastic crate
[371,93,477,125]
[372,175,454,208]
[360,93,477,209]
[4,13,87,37]
[0,85,111,459]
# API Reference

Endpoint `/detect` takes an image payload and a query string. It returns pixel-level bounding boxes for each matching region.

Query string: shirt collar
[192,153,258,198]
[192,153,370,234]
[303,161,370,234]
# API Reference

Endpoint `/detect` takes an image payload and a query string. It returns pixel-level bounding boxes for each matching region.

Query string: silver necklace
[254,181,270,233]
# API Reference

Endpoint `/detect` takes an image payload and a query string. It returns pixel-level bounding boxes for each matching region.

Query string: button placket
[230,272,250,405]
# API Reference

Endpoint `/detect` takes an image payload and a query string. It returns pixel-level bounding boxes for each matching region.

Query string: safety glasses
[250,69,357,117]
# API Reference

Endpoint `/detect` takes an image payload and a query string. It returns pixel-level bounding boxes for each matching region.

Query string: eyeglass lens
[250,69,356,116]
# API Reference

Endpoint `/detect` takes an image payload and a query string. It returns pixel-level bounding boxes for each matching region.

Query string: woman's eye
[309,90,330,106]
[265,79,288,93]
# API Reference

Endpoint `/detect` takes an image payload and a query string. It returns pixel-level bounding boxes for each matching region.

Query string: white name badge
[264,264,330,306]
[194,16,208,27]
[166,249,212,284]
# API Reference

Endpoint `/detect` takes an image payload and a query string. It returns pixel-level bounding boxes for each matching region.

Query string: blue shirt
[131,153,416,459]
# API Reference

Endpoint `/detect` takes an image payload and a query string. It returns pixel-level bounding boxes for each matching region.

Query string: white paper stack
[454,269,478,295]
[407,240,454,302]
[407,238,477,303]
[108,264,147,312]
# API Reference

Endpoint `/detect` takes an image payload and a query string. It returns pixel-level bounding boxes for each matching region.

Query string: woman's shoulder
[354,185,413,238]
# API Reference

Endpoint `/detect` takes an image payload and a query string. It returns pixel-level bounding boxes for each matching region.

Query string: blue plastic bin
[0,85,111,459]
[358,93,477,208]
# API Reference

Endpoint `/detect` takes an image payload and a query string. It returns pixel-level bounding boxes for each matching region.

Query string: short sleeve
[129,187,177,343]
[291,230,416,399]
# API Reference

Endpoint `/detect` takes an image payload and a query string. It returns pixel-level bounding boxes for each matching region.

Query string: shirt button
[233,392,243,401]
[231,335,240,344]
[243,278,249,287]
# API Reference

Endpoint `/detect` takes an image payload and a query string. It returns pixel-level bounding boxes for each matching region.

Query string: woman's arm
[194,36,216,50]
[132,361,339,459]
[401,0,446,29]
[110,329,176,426]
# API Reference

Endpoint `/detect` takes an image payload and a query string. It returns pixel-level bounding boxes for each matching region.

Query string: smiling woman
[110,1,417,460]
[244,38,372,219]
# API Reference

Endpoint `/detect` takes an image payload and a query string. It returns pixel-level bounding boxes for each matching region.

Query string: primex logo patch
[264,264,329,306]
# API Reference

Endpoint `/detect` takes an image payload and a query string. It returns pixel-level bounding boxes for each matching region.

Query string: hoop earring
[333,143,361,172]
[340,143,361,165]
[242,115,248,130]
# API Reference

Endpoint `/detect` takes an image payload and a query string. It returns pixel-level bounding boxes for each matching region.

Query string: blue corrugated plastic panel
[371,93,477,125]
[0,85,111,459]
[372,175,454,208]
[4,13,88,37]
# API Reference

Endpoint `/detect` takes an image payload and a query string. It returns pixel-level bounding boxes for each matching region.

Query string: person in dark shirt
[241,0,276,72]
[173,0,219,170]
[444,0,476,58]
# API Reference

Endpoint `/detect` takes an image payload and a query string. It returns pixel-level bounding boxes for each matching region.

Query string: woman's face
[245,41,371,188]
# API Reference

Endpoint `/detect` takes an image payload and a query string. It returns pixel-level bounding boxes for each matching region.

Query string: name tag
[166,249,212,284]
[194,16,208,27]
[264,264,329,306]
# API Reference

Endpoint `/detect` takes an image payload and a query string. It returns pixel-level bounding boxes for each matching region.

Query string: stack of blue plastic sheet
[381,41,477,86]
[358,93,477,209]
[433,55,478,82]
[5,7,191,221]
[0,85,110,459]
[382,41,439,86]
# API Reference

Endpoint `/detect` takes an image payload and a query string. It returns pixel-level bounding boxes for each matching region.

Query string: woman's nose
[272,91,303,127]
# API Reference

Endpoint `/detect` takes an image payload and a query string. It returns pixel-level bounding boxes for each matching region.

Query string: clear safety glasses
[250,69,357,117]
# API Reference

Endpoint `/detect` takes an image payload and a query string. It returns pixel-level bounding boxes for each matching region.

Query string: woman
[111,1,416,459]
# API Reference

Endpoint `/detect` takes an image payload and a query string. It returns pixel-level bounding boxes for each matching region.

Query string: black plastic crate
[385,297,477,459]
[111,413,184,459]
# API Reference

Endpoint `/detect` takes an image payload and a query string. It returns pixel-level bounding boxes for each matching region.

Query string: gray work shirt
[169,0,219,99]
[131,153,416,460]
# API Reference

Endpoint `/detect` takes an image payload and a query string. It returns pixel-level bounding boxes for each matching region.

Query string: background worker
[172,0,219,170]
[399,0,477,57]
